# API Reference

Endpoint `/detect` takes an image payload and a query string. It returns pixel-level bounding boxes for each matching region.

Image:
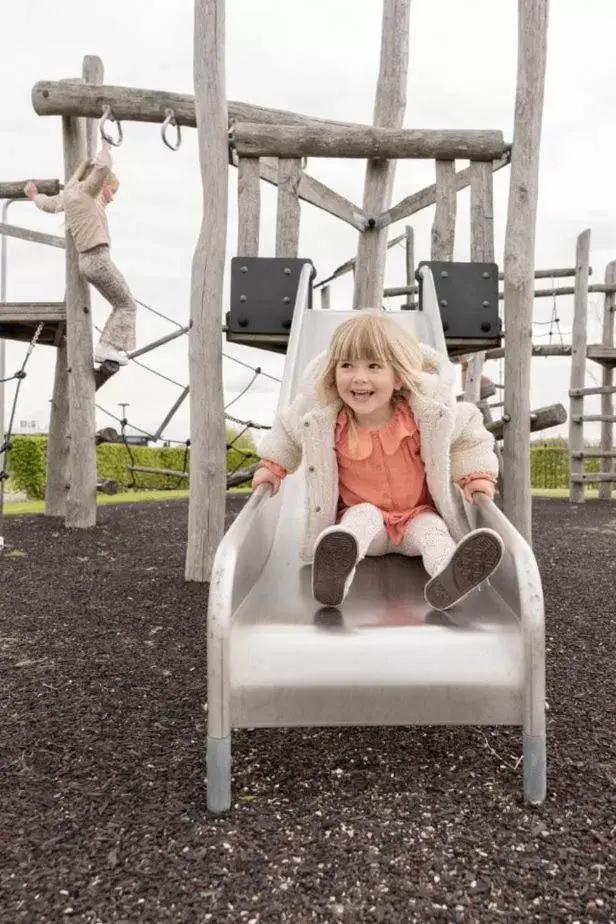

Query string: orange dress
[334,399,436,544]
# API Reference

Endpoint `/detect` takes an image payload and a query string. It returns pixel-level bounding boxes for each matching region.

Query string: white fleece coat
[259,344,499,562]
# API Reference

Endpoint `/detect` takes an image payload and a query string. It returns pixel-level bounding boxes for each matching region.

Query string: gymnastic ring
[99,104,123,147]
[161,108,182,151]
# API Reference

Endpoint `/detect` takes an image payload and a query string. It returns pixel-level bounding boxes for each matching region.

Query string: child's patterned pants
[338,503,457,577]
[78,244,136,351]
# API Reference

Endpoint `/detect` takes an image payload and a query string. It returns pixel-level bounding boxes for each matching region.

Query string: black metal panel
[416,261,501,340]
[227,257,316,335]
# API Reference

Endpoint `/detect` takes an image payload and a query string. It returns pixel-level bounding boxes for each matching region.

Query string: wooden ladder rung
[570,472,616,483]
[572,415,616,424]
[569,385,616,397]
[570,449,616,459]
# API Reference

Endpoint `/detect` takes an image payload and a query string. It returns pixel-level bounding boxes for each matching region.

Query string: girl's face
[335,358,401,426]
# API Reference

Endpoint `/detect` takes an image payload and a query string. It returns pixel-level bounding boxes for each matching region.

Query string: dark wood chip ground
[1,498,615,923]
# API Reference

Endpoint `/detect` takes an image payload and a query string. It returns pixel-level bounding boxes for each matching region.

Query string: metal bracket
[227,258,316,336]
[416,260,501,341]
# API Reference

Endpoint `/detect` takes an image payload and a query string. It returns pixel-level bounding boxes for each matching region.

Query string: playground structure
[1,0,615,810]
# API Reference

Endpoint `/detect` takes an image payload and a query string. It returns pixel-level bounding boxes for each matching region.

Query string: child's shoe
[424,528,504,611]
[312,526,359,607]
[94,342,129,366]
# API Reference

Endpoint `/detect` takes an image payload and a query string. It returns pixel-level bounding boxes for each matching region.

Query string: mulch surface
[1,497,615,923]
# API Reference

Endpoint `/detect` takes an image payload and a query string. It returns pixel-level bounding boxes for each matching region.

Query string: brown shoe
[424,529,504,611]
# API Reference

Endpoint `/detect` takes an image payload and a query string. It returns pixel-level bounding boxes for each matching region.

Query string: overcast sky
[1,0,614,446]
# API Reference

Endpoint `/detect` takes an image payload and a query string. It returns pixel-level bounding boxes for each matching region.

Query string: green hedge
[8,435,611,498]
[7,429,259,497]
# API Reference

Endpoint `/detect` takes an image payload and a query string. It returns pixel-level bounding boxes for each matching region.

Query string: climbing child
[24,139,136,366]
[252,311,504,610]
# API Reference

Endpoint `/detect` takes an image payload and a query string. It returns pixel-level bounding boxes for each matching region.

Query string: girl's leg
[312,503,387,606]
[79,247,136,354]
[402,512,504,611]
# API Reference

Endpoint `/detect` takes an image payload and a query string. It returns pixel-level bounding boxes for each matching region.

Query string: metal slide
[207,263,546,813]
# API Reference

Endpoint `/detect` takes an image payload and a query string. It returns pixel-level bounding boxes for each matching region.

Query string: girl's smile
[335,358,401,428]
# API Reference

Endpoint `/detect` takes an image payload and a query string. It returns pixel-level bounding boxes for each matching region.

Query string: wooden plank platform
[0,302,66,346]
[225,329,501,357]
[587,344,616,367]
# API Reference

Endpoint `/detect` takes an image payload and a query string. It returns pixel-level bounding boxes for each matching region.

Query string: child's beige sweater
[33,161,118,254]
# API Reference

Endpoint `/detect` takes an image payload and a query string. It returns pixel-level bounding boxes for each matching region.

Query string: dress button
[304,421,310,427]
[315,506,321,512]
[308,465,315,472]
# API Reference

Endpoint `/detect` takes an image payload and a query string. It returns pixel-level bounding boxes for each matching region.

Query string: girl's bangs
[331,320,390,364]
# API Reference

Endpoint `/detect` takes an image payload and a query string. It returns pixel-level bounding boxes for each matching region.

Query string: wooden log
[353,0,410,309]
[464,161,495,403]
[568,230,591,503]
[0,302,66,322]
[97,479,118,494]
[501,0,549,541]
[226,462,258,488]
[599,261,616,499]
[95,427,119,444]
[62,60,103,528]
[258,157,365,230]
[275,158,302,257]
[571,414,616,424]
[45,344,69,517]
[237,157,261,256]
[586,345,616,367]
[32,80,369,132]
[431,160,456,262]
[381,154,509,228]
[487,403,566,441]
[0,223,65,249]
[232,123,507,161]
[185,0,228,583]
[0,179,62,200]
[128,465,188,478]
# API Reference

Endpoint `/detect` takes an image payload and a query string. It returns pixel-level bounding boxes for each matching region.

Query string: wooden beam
[502,0,549,541]
[0,302,65,322]
[0,179,62,199]
[568,230,591,503]
[275,158,302,258]
[128,465,188,478]
[185,0,228,583]
[431,160,457,261]
[487,403,566,441]
[0,221,65,249]
[237,157,261,256]
[599,260,616,499]
[232,122,507,161]
[381,154,510,228]
[32,80,368,132]
[226,462,258,488]
[258,157,365,230]
[353,0,410,309]
[570,472,616,483]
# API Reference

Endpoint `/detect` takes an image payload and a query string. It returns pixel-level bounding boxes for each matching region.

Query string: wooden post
[464,162,495,403]
[275,158,302,257]
[237,157,260,256]
[185,0,228,582]
[404,225,414,289]
[568,230,591,503]
[599,260,615,499]
[431,161,456,261]
[352,0,410,308]
[45,335,69,517]
[320,286,331,310]
[58,58,103,528]
[502,0,549,541]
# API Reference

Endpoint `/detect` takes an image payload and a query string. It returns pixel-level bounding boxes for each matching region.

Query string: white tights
[338,503,457,577]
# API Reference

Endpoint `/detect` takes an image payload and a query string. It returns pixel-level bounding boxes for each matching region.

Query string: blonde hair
[316,311,424,407]
[69,159,120,195]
